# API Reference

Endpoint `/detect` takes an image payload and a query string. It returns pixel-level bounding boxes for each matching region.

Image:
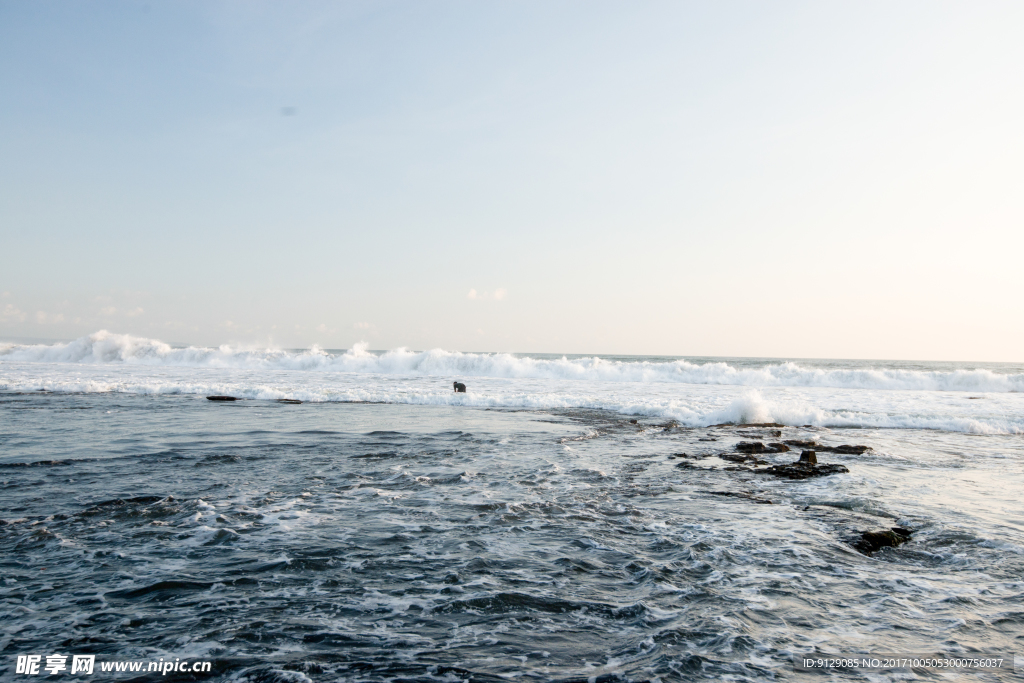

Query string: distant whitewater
[3,330,1023,392]
[2,331,1024,434]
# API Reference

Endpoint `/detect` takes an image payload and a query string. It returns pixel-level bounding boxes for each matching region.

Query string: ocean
[2,331,1022,681]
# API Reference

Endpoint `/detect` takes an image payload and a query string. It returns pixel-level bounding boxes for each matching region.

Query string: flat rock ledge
[783,440,871,454]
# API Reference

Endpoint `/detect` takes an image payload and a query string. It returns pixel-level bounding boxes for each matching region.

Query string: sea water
[1,331,1022,681]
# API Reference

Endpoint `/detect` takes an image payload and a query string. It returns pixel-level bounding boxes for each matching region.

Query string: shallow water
[2,334,1024,680]
[2,389,1023,681]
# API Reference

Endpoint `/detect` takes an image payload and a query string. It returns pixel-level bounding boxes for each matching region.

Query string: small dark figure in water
[453,381,467,393]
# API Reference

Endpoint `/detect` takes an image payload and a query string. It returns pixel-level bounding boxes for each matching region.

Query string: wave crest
[2,331,1022,393]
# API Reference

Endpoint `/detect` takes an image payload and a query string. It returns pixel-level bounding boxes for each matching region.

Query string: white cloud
[35,311,65,324]
[467,288,507,301]
[354,321,373,330]
[95,299,143,318]
[1,303,26,322]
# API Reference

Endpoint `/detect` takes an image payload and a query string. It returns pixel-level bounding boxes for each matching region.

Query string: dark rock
[79,496,165,516]
[629,419,638,424]
[86,495,163,508]
[851,527,913,555]
[711,422,785,428]
[709,491,773,504]
[736,441,790,454]
[277,399,302,404]
[828,444,871,454]
[792,443,871,454]
[720,453,769,465]
[798,450,817,465]
[207,395,239,401]
[453,382,467,393]
[756,463,849,480]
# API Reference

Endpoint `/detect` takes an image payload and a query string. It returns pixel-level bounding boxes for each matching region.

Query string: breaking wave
[2,331,1023,392]
[2,374,1022,434]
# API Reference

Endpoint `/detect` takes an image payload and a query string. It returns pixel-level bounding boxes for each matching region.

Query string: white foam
[3,331,1023,392]
[3,332,1024,434]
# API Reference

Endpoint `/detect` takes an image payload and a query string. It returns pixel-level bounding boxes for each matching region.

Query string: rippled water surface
[2,390,1023,681]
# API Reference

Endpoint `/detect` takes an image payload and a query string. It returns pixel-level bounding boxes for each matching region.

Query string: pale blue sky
[2,1,1022,360]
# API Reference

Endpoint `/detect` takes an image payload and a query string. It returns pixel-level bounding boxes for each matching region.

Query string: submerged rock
[720,452,769,465]
[784,439,819,449]
[756,462,849,479]
[736,441,790,454]
[710,422,785,428]
[206,395,239,401]
[851,527,913,555]
[826,444,871,454]
[783,440,870,454]
[709,490,773,504]
[277,399,302,404]
[783,440,871,454]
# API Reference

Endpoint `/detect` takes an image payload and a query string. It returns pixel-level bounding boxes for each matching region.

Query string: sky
[1,1,1022,361]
